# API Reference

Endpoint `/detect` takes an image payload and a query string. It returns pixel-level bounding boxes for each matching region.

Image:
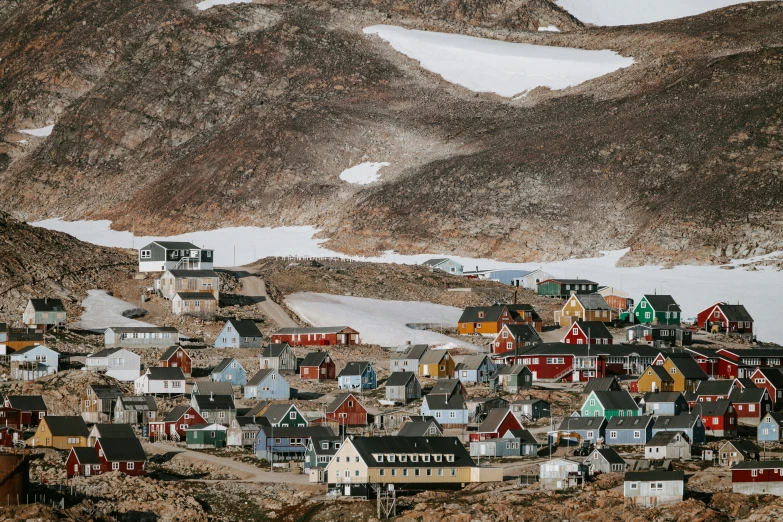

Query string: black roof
[642,295,681,313]
[646,431,689,446]
[8,330,43,342]
[0,323,6,333]
[193,394,235,411]
[159,346,187,361]
[584,378,620,395]
[88,348,122,359]
[717,303,754,323]
[646,364,674,382]
[193,381,234,396]
[93,424,135,438]
[71,447,101,465]
[98,437,147,462]
[422,394,467,411]
[89,385,123,400]
[754,368,783,390]
[262,343,291,357]
[259,426,334,438]
[502,324,542,343]
[391,344,429,361]
[729,388,768,404]
[429,379,462,396]
[652,414,700,430]
[174,292,216,300]
[169,270,218,278]
[606,415,653,430]
[667,354,708,380]
[422,258,450,267]
[643,392,683,403]
[721,439,760,456]
[573,295,610,311]
[762,412,783,425]
[695,380,736,396]
[117,396,157,411]
[148,241,201,250]
[590,447,626,465]
[507,429,538,445]
[28,298,65,312]
[398,420,443,437]
[300,352,330,367]
[338,361,372,377]
[625,470,684,482]
[733,460,783,470]
[458,305,509,324]
[163,406,193,422]
[247,369,280,386]
[590,391,639,411]
[225,319,262,338]
[44,416,89,437]
[386,372,418,387]
[558,416,606,431]
[212,358,243,374]
[351,436,474,468]
[108,326,178,334]
[696,399,732,415]
[146,367,186,380]
[5,395,47,411]
[542,279,598,286]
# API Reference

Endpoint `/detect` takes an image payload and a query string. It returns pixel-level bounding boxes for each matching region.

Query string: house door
[531,371,537,380]
[573,371,580,382]
[84,466,90,477]
[651,382,658,392]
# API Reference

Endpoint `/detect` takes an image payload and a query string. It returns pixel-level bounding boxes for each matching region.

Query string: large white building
[137,241,214,273]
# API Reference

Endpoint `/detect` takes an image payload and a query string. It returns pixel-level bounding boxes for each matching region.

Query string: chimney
[44,297,48,304]
[210,392,214,401]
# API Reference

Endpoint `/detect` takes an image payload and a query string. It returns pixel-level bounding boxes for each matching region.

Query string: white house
[512,270,555,290]
[134,367,186,395]
[85,348,141,381]
[10,345,59,380]
[539,458,587,489]
[624,470,684,507]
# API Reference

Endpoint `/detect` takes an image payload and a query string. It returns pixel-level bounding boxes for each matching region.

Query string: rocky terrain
[0,0,781,265]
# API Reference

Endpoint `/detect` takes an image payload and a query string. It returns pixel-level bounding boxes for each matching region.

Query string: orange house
[458,305,542,335]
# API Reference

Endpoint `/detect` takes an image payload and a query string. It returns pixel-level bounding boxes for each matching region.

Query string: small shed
[185,423,228,448]
[586,448,627,474]
[539,458,588,490]
[645,431,691,460]
[624,470,684,507]
[384,372,422,404]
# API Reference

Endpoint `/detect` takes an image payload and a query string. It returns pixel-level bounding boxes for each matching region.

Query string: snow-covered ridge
[556,0,770,27]
[363,25,633,98]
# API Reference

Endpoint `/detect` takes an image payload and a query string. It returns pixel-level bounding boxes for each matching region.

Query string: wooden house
[159,269,219,301]
[271,326,359,347]
[581,390,640,419]
[138,241,213,273]
[384,372,422,404]
[512,269,554,290]
[555,416,606,445]
[159,346,192,377]
[457,305,542,336]
[470,429,537,458]
[586,448,627,474]
[185,423,228,449]
[748,367,783,405]
[244,369,290,400]
[540,458,589,490]
[687,379,738,406]
[642,392,687,416]
[419,350,455,379]
[605,415,654,446]
[23,298,66,328]
[300,352,336,381]
[729,388,771,425]
[171,292,216,320]
[509,342,606,382]
[390,343,429,373]
[3,396,47,426]
[88,424,135,446]
[304,435,343,471]
[537,279,598,299]
[466,397,509,423]
[253,403,308,427]
[193,381,234,396]
[254,425,335,462]
[421,394,468,428]
[454,355,496,384]
[422,258,463,275]
[732,460,783,496]
[491,364,533,393]
[338,361,377,390]
[644,432,691,460]
[0,426,23,447]
[134,367,186,395]
[3,328,43,352]
[625,324,693,346]
[510,399,550,422]
[113,396,158,425]
[758,412,783,443]
[214,319,263,349]
[373,409,416,432]
[636,365,675,393]
[430,378,466,397]
[651,414,705,444]
[583,377,621,395]
[27,416,89,449]
[624,470,684,507]
[81,384,123,424]
[697,399,737,437]
[211,358,247,387]
[85,348,141,381]
[192,394,236,426]
[632,295,681,325]
[697,302,754,338]
[597,286,632,313]
[104,326,178,349]
[492,324,542,355]
[556,295,612,327]
[67,448,102,477]
[149,406,206,442]
[397,416,443,437]
[719,440,760,467]
[470,408,523,441]
[0,408,22,431]
[227,417,263,447]
[91,437,146,476]
[10,345,58,380]
[260,343,297,373]
[663,354,709,392]
[326,393,367,426]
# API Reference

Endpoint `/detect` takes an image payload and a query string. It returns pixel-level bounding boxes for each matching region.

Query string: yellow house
[662,355,709,393]
[636,365,675,393]
[419,351,455,379]
[556,294,612,327]
[27,416,89,450]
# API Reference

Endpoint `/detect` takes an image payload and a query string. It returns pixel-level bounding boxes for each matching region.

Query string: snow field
[18,125,54,137]
[196,0,252,11]
[339,162,390,184]
[556,0,771,26]
[76,289,153,331]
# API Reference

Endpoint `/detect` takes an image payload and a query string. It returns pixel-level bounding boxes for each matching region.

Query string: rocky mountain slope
[1,0,782,265]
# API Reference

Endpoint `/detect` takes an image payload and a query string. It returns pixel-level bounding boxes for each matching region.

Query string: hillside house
[87,424,135,446]
[758,412,783,443]
[540,458,588,490]
[85,348,141,381]
[249,403,308,427]
[491,364,533,393]
[662,354,709,392]
[159,345,192,377]
[561,321,613,345]
[556,416,607,445]
[260,343,297,373]
[597,286,632,313]
[3,328,44,352]
[134,367,186,395]
[104,326,178,349]
[454,355,495,384]
[587,448,627,474]
[512,269,555,290]
[171,292,216,320]
[244,369,291,400]
[185,424,228,449]
[697,400,737,437]
[385,372,422,404]
[81,384,122,424]
[27,416,89,450]
[466,397,508,423]
[271,326,359,347]
[583,377,621,395]
[492,324,542,355]
[113,396,157,426]
[732,461,783,496]
[254,425,335,462]
[0,410,22,432]
[645,432,691,460]
[3,396,47,426]
[327,393,368,426]
[556,294,612,327]
[397,417,443,437]
[304,435,343,472]
[89,437,146,477]
[642,392,687,416]
[159,269,219,301]
[422,258,463,275]
[537,279,598,299]
[390,344,429,373]
[66,448,102,478]
[470,429,538,458]
[10,344,58,380]
[211,358,247,387]
[419,350,455,379]
[510,399,550,422]
[463,269,534,286]
[581,390,641,419]
[697,302,754,338]
[651,414,705,444]
[214,319,263,349]
[624,470,684,507]
[729,388,771,425]
[458,305,542,335]
[421,394,468,428]
[509,343,606,382]
[338,361,377,390]
[470,408,523,441]
[300,352,336,381]
[138,241,213,273]
[688,379,737,405]
[192,381,234,396]
[23,298,66,328]
[149,406,206,442]
[633,295,681,325]
[625,324,693,346]
[719,440,760,467]
[687,347,783,380]
[748,367,783,405]
[192,394,236,426]
[605,415,654,446]
[227,417,263,447]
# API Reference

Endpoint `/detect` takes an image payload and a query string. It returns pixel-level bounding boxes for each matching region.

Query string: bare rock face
[1,0,782,265]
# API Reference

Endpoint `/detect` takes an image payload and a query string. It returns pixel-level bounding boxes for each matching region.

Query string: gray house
[385,372,422,404]
[113,396,158,425]
[470,429,538,458]
[540,458,588,490]
[583,377,622,395]
[104,326,179,349]
[624,470,684,507]
[651,414,705,444]
[389,344,429,373]
[138,241,214,273]
[556,416,607,444]
[397,416,443,437]
[421,258,463,276]
[453,355,496,384]
[260,343,297,373]
[191,394,236,426]
[510,399,551,422]
[23,298,66,328]
[605,415,655,446]
[193,381,235,396]
[159,269,220,301]
[586,448,627,474]
[645,431,691,460]
[491,364,533,393]
[214,319,263,349]
[642,392,687,416]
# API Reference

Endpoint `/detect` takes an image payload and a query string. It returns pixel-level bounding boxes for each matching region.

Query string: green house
[185,423,228,448]
[246,403,308,427]
[633,295,681,325]
[581,391,641,420]
[304,435,342,471]
[537,279,598,299]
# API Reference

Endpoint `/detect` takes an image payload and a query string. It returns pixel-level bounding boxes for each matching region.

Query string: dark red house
[513,343,607,382]
[729,388,771,424]
[692,347,783,380]
[732,461,783,495]
[326,393,367,426]
[299,351,335,381]
[492,324,542,355]
[159,346,192,377]
[271,326,359,347]
[0,426,23,447]
[148,406,205,441]
[470,408,523,441]
[67,438,147,477]
[697,303,754,337]
[67,447,102,477]
[561,321,613,346]
[694,399,737,437]
[0,407,22,430]
[749,368,783,404]
[3,396,47,426]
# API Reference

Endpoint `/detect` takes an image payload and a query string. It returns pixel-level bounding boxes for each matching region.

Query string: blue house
[421,258,464,276]
[650,414,705,444]
[758,412,783,443]
[253,425,336,462]
[245,369,291,400]
[605,415,654,446]
[642,392,687,416]
[555,416,607,445]
[10,345,59,380]
[454,354,496,384]
[421,393,469,428]
[211,358,247,387]
[214,319,263,349]
[337,361,377,390]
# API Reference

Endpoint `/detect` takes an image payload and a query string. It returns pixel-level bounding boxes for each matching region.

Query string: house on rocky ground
[23,298,66,328]
[300,352,336,381]
[470,408,523,442]
[719,440,760,468]
[561,320,613,345]
[453,355,496,384]
[729,387,772,426]
[586,447,627,474]
[87,424,135,446]
[758,412,783,443]
[556,296,612,327]
[113,396,157,426]
[491,324,542,355]
[633,295,681,325]
[583,377,621,395]
[422,258,463,275]
[159,270,219,301]
[470,429,537,458]
[539,458,588,490]
[244,369,291,400]
[27,416,89,450]
[260,343,297,373]
[581,390,640,419]
[390,344,429,373]
[697,302,754,339]
[3,396,47,426]
[271,327,359,347]
[10,345,58,380]
[641,392,687,416]
[651,414,705,444]
[419,350,455,379]
[397,417,443,437]
[185,423,228,449]
[327,393,368,426]
[605,415,654,446]
[490,364,533,393]
[338,361,377,390]
[698,399,738,437]
[510,399,550,422]
[227,417,263,447]
[149,406,205,442]
[193,381,234,397]
[214,319,263,349]
[536,279,598,299]
[80,384,123,424]
[85,348,141,381]
[211,358,247,388]
[138,241,213,273]
[104,326,178,349]
[624,470,684,507]
[135,367,186,395]
[159,345,192,377]
[385,372,422,404]
[191,394,236,426]
[171,292,217,320]
[645,431,691,460]
[732,460,783,496]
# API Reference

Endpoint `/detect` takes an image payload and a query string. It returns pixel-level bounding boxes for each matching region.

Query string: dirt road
[229,267,299,329]
[147,441,310,484]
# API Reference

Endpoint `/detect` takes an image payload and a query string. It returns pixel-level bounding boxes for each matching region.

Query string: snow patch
[339,162,390,185]
[556,0,770,26]
[538,25,561,32]
[285,292,480,349]
[363,25,633,97]
[77,289,152,331]
[196,0,252,11]
[18,125,54,137]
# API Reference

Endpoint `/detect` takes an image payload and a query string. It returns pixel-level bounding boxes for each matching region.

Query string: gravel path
[230,268,299,329]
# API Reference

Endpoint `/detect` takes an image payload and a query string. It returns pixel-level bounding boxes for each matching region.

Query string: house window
[112,462,119,471]
[127,462,134,470]
[633,431,641,439]
[750,404,756,412]
[630,482,638,490]
[141,250,151,259]
[610,431,617,439]
[650,482,663,491]
[506,342,512,350]
[670,368,676,374]
[379,469,385,476]
[391,469,397,476]
[589,399,595,406]
[290,412,297,420]
[572,328,578,335]
[502,332,508,339]
[403,469,409,476]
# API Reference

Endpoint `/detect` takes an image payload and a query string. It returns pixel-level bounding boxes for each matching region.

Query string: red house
[160,346,192,378]
[67,438,147,477]
[0,407,22,430]
[697,303,754,337]
[513,343,607,382]
[749,368,783,404]
[67,447,102,477]
[731,461,783,495]
[688,380,738,408]
[271,326,359,347]
[561,321,613,345]
[3,396,47,426]
[0,426,23,447]
[492,324,542,355]
[326,393,367,426]
[470,408,523,442]
[729,388,771,424]
[149,406,205,441]
[695,399,737,437]
[299,351,335,381]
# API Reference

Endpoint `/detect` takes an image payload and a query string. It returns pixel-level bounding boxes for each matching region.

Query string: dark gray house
[650,414,705,444]
[583,377,621,395]
[642,392,688,416]
[385,372,422,404]
[586,447,627,474]
[510,399,551,422]
[397,416,443,437]
[556,416,607,444]
[138,241,214,273]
